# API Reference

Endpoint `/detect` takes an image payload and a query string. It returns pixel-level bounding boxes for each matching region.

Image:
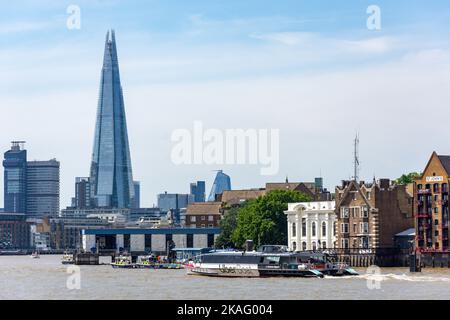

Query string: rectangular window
[207,234,215,248]
[190,216,196,222]
[144,234,152,251]
[208,215,214,221]
[360,222,369,233]
[341,207,349,218]
[341,238,349,249]
[341,223,349,234]
[362,206,369,218]
[201,216,206,221]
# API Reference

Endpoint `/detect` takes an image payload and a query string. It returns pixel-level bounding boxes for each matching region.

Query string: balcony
[418,189,431,194]
[415,213,431,218]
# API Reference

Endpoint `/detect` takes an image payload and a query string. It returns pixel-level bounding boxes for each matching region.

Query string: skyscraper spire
[89,30,135,208]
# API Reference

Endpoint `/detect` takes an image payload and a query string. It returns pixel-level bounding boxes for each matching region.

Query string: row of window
[292,241,327,251]
[417,183,449,193]
[340,206,369,218]
[340,222,369,234]
[291,221,336,238]
[190,215,215,222]
[340,237,369,249]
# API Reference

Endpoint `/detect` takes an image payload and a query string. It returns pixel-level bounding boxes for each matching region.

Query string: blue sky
[1,1,450,208]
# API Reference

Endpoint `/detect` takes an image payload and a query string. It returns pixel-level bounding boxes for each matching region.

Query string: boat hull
[188,265,323,278]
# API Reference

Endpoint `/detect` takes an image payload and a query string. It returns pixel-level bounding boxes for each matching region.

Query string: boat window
[263,256,280,264]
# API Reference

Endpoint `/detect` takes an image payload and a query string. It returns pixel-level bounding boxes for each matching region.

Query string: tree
[395,172,421,185]
[215,206,239,248]
[230,190,312,249]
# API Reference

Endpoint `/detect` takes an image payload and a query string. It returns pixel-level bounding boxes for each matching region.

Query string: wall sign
[426,176,444,182]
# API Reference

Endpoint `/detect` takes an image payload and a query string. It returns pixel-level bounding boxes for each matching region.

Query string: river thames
[0,255,449,300]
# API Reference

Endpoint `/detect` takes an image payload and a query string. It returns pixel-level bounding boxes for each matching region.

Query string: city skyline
[1,1,450,208]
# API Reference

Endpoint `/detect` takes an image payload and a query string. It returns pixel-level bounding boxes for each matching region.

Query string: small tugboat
[61,252,75,265]
[188,245,359,278]
[111,255,135,269]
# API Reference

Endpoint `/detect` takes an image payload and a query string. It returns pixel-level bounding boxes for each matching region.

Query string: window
[360,222,369,233]
[333,222,337,236]
[362,206,369,218]
[341,238,349,249]
[353,223,357,233]
[302,218,306,237]
[434,184,440,193]
[201,224,206,228]
[208,224,213,228]
[417,184,423,190]
[312,222,316,237]
[434,195,439,202]
[292,242,297,251]
[367,192,371,200]
[208,215,214,221]
[207,234,215,248]
[302,242,307,251]
[322,222,326,237]
[341,223,349,234]
[322,241,327,249]
[201,216,206,221]
[190,216,196,222]
[353,192,357,200]
[341,207,349,218]
[312,242,317,251]
[292,223,296,237]
[435,207,439,214]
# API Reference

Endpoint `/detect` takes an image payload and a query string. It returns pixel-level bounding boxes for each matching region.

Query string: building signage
[425,176,444,182]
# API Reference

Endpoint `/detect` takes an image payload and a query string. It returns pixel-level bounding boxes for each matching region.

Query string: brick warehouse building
[335,179,414,251]
[414,152,450,253]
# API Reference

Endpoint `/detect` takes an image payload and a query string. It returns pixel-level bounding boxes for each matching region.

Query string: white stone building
[285,201,337,251]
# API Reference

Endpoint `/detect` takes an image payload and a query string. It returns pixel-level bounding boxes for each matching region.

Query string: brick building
[335,179,413,251]
[185,202,223,228]
[414,152,450,252]
[0,213,31,249]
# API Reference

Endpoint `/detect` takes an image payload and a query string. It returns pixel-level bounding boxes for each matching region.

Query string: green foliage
[395,172,421,185]
[229,190,312,249]
[215,206,238,248]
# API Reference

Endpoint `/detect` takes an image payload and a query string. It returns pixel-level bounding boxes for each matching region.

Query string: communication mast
[353,133,360,182]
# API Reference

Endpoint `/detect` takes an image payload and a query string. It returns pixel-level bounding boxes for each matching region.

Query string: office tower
[157,192,194,224]
[74,177,91,209]
[190,181,206,202]
[132,181,140,209]
[3,141,27,213]
[89,30,135,208]
[26,160,60,218]
[208,170,231,201]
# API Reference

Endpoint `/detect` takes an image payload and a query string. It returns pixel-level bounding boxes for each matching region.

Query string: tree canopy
[217,189,312,249]
[395,172,421,185]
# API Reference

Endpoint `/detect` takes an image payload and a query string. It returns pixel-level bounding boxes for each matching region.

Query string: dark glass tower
[89,30,134,208]
[3,142,27,213]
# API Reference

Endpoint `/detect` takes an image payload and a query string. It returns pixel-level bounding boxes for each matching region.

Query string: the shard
[89,30,134,208]
[207,170,231,202]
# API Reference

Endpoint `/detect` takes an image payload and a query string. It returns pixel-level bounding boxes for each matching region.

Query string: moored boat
[188,245,359,278]
[111,255,135,268]
[61,252,75,265]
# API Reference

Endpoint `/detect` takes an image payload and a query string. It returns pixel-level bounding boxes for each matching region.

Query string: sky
[1,0,450,208]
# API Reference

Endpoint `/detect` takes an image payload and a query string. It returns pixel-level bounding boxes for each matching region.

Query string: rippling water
[0,255,449,300]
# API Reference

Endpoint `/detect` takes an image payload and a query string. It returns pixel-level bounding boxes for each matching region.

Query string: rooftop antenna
[353,133,360,182]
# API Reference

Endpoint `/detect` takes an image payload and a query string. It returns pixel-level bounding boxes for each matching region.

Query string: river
[0,255,449,300]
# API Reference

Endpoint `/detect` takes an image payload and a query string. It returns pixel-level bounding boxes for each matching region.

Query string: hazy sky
[1,0,450,208]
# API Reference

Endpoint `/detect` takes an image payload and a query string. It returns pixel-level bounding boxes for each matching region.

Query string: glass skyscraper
[208,170,231,201]
[190,181,206,202]
[89,30,135,209]
[3,142,27,213]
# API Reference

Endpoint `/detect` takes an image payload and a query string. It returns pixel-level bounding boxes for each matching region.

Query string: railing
[418,189,431,194]
[415,213,431,218]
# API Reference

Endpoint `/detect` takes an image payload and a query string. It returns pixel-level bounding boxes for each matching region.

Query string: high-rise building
[132,181,140,209]
[26,160,60,218]
[208,170,231,202]
[3,141,27,213]
[73,177,91,209]
[190,181,206,202]
[89,30,135,209]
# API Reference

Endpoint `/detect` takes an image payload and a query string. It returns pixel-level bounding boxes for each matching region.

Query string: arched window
[292,242,297,252]
[302,218,306,237]
[312,222,316,237]
[322,222,327,237]
[312,241,317,251]
[302,242,307,251]
[292,222,296,237]
[322,241,327,249]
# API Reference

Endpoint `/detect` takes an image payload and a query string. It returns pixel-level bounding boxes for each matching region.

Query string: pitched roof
[186,202,222,215]
[221,190,266,204]
[438,155,450,174]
